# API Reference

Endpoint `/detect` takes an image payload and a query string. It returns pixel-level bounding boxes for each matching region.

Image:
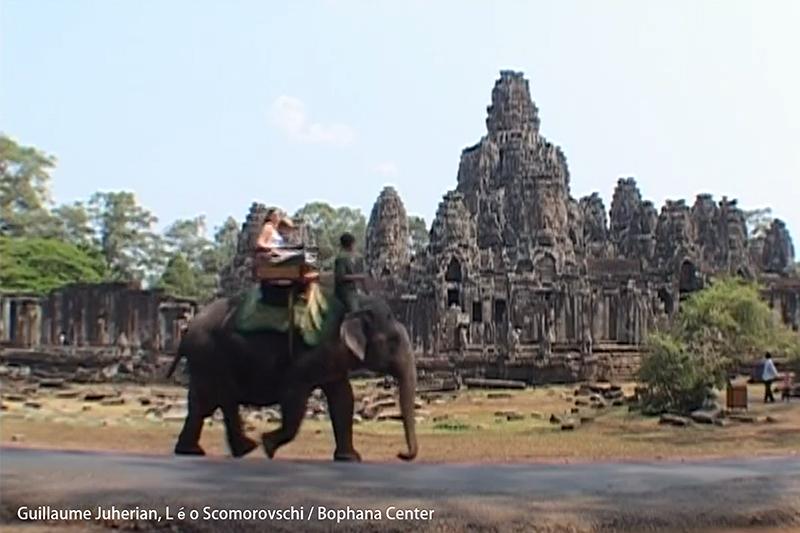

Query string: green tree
[213,216,240,270]
[163,216,213,265]
[0,236,106,294]
[162,215,237,302]
[156,215,242,302]
[0,135,58,237]
[639,277,800,414]
[293,202,366,265]
[677,277,799,362]
[88,191,163,281]
[192,216,241,301]
[157,254,198,299]
[52,201,96,249]
[408,215,429,256]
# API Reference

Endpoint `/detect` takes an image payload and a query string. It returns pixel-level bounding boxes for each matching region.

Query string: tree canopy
[0,137,397,299]
[677,277,800,361]
[0,135,245,300]
[0,236,107,294]
[0,134,58,237]
[156,216,225,302]
[52,201,95,248]
[157,254,198,300]
[88,191,164,282]
[639,277,800,414]
[293,202,367,265]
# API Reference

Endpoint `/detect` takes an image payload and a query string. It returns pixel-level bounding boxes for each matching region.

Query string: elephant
[165,293,418,462]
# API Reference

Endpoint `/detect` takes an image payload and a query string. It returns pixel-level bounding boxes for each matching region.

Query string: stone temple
[361,71,799,382]
[222,71,798,383]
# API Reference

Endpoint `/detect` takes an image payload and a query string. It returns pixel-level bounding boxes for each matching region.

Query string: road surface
[1,447,799,532]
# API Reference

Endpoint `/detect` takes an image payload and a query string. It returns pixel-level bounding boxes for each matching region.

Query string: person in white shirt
[256,208,293,251]
[762,352,779,403]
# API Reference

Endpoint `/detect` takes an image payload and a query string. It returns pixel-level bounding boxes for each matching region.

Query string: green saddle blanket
[234,283,344,347]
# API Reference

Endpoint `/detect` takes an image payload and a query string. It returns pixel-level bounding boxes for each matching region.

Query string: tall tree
[293,202,366,264]
[157,253,198,299]
[0,135,58,237]
[407,215,429,256]
[52,201,96,249]
[163,216,213,266]
[88,191,162,282]
[158,215,241,302]
[162,216,223,300]
[213,216,240,271]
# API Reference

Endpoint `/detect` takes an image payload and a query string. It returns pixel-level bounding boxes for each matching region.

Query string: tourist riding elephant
[165,294,418,462]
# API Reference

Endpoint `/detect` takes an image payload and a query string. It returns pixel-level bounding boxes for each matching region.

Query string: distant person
[334,232,366,312]
[782,371,795,403]
[761,352,779,403]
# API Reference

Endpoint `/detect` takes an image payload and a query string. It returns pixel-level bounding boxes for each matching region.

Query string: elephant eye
[360,314,374,335]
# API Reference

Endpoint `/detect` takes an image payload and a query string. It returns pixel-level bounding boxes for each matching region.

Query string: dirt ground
[2,379,799,462]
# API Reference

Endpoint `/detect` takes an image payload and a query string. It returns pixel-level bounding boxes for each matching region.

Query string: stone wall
[0,283,196,353]
[0,294,41,347]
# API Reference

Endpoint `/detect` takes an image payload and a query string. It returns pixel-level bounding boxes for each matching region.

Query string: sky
[1,0,799,243]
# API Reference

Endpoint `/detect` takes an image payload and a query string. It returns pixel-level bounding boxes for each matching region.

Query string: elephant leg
[322,380,360,462]
[261,387,310,459]
[221,402,258,458]
[175,385,212,456]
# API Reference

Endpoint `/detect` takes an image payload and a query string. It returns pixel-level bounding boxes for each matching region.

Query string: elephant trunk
[396,357,418,461]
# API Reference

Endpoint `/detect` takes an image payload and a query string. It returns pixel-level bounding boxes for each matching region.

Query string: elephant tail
[165,352,183,379]
[166,323,193,379]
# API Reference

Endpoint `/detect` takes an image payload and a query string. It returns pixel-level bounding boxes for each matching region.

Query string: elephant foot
[174,443,205,456]
[333,450,362,463]
[261,433,278,459]
[230,436,258,458]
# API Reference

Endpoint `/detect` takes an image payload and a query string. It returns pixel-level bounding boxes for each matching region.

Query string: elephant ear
[340,315,367,361]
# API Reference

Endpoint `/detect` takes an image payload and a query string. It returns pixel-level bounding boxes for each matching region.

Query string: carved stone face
[762,220,796,273]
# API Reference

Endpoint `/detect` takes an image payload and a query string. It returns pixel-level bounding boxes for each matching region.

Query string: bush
[678,277,800,362]
[638,333,723,414]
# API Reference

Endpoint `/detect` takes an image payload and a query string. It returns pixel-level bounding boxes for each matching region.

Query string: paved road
[2,447,799,532]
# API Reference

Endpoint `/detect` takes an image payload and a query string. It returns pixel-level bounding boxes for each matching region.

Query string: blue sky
[1,1,798,243]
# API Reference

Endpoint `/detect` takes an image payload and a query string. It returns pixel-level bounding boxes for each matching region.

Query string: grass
[2,381,799,463]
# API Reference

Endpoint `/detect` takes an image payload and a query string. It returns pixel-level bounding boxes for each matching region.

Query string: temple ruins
[358,71,799,383]
[220,71,797,383]
[0,282,196,353]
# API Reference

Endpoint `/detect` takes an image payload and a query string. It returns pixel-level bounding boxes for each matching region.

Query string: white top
[762,358,779,381]
[263,222,284,248]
